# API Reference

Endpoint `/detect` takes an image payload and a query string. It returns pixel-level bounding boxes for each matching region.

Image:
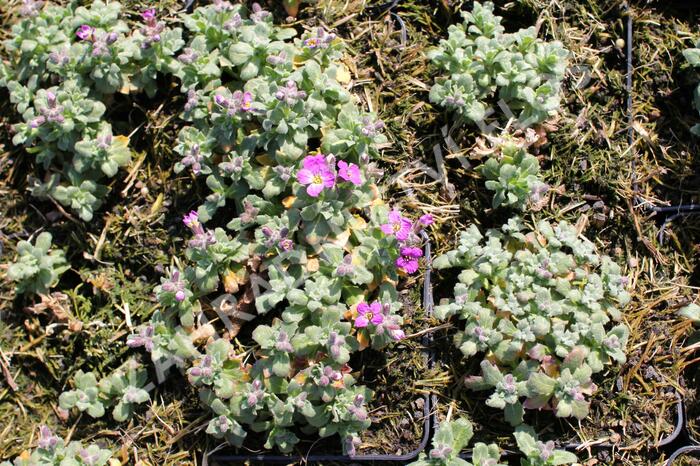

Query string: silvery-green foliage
[479,140,546,210]
[679,303,700,347]
[434,218,630,425]
[59,360,150,422]
[6,232,69,295]
[12,82,107,167]
[2,1,183,221]
[679,303,700,325]
[50,171,109,222]
[409,418,577,466]
[684,42,700,136]
[513,425,577,466]
[0,426,113,466]
[428,1,568,127]
[73,123,131,177]
[126,310,200,365]
[120,1,426,455]
[408,417,505,466]
[58,370,107,418]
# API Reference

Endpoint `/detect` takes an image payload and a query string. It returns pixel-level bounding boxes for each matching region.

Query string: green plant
[2,1,184,221]
[477,136,547,210]
[513,425,577,466]
[434,217,630,425]
[683,42,700,135]
[103,0,431,455]
[6,232,69,295]
[0,425,113,466]
[408,418,577,466]
[59,360,150,422]
[679,303,700,348]
[428,1,568,128]
[408,417,505,466]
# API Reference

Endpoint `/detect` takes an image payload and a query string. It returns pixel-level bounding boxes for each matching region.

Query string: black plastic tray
[209,236,434,464]
[666,445,700,465]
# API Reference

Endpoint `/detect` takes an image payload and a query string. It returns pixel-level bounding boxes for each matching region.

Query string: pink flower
[238,91,253,112]
[216,91,254,115]
[396,246,423,274]
[142,8,156,22]
[183,210,199,227]
[296,155,335,197]
[355,301,384,328]
[381,209,412,241]
[76,25,94,41]
[304,37,320,49]
[419,214,434,226]
[337,160,362,185]
[302,154,327,171]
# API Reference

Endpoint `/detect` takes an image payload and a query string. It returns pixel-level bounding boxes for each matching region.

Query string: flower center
[392,223,401,232]
[365,312,373,321]
[312,174,323,184]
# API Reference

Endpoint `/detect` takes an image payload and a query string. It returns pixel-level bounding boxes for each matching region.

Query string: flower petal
[388,209,401,223]
[357,302,370,315]
[296,168,314,185]
[303,154,326,171]
[355,316,369,328]
[306,182,324,197]
[321,170,336,188]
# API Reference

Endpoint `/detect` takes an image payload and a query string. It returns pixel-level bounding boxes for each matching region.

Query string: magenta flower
[303,28,336,49]
[337,160,362,185]
[215,91,254,115]
[183,210,216,249]
[296,155,335,197]
[355,301,384,328]
[302,154,328,171]
[304,37,320,49]
[381,209,412,241]
[240,91,253,112]
[142,8,157,22]
[419,214,434,226]
[76,25,94,41]
[396,246,423,274]
[183,210,199,227]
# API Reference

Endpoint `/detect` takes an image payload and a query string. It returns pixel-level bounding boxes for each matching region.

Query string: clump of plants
[473,133,548,210]
[408,417,576,466]
[32,0,432,455]
[6,232,69,295]
[683,42,700,135]
[0,1,186,221]
[0,425,113,466]
[59,359,151,422]
[433,217,630,426]
[427,1,568,128]
[409,417,504,466]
